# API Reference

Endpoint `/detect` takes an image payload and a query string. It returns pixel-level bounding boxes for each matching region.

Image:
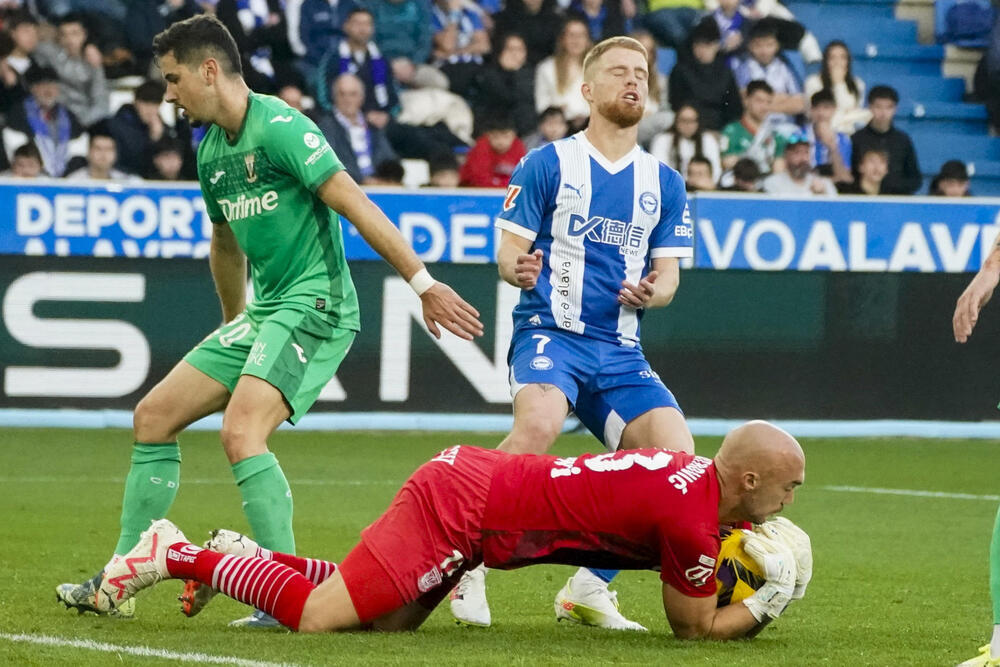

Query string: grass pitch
[0,427,996,665]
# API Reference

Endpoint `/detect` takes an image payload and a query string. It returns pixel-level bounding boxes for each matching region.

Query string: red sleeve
[658,523,720,598]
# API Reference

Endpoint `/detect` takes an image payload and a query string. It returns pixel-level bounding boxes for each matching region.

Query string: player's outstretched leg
[449,564,491,627]
[959,506,1000,666]
[554,568,647,631]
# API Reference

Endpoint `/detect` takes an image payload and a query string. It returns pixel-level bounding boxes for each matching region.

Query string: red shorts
[339,445,503,623]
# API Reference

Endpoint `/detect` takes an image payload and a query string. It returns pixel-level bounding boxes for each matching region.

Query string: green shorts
[184,304,356,424]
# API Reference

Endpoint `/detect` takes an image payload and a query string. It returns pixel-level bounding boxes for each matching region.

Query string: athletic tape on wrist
[408,268,436,296]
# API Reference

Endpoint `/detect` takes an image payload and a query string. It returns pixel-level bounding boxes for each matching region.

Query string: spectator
[459,113,526,187]
[974,13,1000,134]
[522,105,568,150]
[685,154,716,191]
[65,129,140,181]
[838,148,888,195]
[706,0,821,61]
[720,156,762,191]
[762,132,836,195]
[277,82,309,111]
[32,12,109,125]
[803,39,870,134]
[535,18,591,132]
[720,79,786,174]
[709,0,750,59]
[640,0,703,50]
[631,29,674,146]
[492,0,561,66]
[850,84,921,195]
[0,141,45,177]
[215,0,296,92]
[430,0,490,98]
[805,89,851,184]
[313,72,397,184]
[147,137,186,180]
[285,0,358,68]
[109,78,196,180]
[650,104,722,181]
[317,8,398,125]
[3,65,88,177]
[929,159,972,197]
[388,57,474,157]
[668,17,741,131]
[369,158,405,185]
[4,12,38,80]
[567,0,626,44]
[470,33,536,136]
[124,0,202,75]
[369,0,432,65]
[732,20,803,118]
[427,151,461,186]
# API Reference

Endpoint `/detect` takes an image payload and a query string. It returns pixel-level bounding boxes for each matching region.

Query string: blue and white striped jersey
[496,132,693,347]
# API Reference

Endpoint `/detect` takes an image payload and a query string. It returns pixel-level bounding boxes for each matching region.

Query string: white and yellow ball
[715,529,766,607]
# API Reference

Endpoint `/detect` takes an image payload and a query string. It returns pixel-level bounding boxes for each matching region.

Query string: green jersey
[197,92,360,331]
[720,118,788,175]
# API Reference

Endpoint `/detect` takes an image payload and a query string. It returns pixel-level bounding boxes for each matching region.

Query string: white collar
[573,131,640,175]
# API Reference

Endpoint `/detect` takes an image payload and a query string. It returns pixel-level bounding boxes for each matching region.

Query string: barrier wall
[2,180,1000,422]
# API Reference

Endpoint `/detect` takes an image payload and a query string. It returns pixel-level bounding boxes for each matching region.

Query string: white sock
[990,624,1000,658]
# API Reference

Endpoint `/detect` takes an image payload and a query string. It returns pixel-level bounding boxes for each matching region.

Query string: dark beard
[596,98,643,128]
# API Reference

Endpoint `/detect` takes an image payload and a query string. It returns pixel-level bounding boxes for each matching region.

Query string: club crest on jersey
[638,191,658,215]
[244,153,257,183]
[303,132,321,149]
[503,185,521,211]
[530,355,553,371]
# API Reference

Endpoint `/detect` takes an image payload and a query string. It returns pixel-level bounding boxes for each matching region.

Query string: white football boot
[56,566,136,619]
[554,568,647,631]
[95,519,186,613]
[181,529,265,618]
[449,564,491,627]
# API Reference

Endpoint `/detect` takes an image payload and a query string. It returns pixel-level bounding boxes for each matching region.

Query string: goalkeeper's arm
[661,584,770,640]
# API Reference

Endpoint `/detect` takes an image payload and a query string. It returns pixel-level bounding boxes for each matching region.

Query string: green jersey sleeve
[263,111,344,192]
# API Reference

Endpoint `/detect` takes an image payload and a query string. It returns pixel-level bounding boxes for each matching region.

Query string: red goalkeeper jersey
[481,448,722,598]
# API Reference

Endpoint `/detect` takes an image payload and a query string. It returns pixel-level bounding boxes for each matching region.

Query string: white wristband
[408,268,436,296]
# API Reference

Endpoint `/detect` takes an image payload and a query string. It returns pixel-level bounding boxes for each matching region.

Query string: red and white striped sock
[270,553,338,585]
[165,542,314,630]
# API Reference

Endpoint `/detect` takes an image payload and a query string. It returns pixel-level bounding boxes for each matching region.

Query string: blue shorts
[508,329,681,451]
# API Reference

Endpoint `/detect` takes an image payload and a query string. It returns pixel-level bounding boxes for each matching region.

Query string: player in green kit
[55,14,483,628]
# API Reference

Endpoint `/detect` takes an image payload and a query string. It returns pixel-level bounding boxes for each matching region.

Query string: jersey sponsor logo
[270,114,293,123]
[562,182,585,198]
[684,563,715,587]
[304,143,331,166]
[674,224,693,238]
[248,341,267,366]
[209,170,226,185]
[244,154,257,183]
[668,456,713,495]
[303,132,321,149]
[529,355,552,371]
[291,343,307,363]
[567,214,646,256]
[217,190,279,222]
[638,191,658,215]
[503,185,521,211]
[430,445,461,465]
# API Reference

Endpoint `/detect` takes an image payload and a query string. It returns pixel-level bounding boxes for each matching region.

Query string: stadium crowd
[0,0,995,194]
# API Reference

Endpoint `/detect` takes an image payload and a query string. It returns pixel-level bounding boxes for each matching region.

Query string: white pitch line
[0,477,397,486]
[0,632,296,667]
[821,485,1000,502]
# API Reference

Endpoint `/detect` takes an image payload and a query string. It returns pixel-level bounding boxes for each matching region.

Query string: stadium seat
[656,47,677,76]
[934,0,996,48]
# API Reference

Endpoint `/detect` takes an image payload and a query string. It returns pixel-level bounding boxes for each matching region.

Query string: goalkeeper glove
[740,531,796,622]
[755,517,812,600]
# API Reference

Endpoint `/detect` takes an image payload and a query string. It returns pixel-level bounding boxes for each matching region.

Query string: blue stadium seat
[785,1,895,23]
[914,133,1000,173]
[656,47,677,76]
[867,75,966,102]
[934,0,996,48]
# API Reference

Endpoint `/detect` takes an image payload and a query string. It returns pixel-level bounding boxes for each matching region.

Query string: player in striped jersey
[451,35,697,630]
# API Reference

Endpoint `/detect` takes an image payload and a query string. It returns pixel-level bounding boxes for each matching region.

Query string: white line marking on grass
[822,485,1000,502]
[0,632,296,667]
[0,477,398,486]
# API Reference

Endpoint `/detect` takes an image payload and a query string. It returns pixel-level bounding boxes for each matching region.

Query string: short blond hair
[582,36,648,79]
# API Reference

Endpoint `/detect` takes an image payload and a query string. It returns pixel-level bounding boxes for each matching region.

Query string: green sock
[113,442,181,555]
[991,504,1000,624]
[232,452,295,554]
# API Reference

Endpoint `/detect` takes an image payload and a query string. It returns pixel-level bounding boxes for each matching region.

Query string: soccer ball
[715,529,766,607]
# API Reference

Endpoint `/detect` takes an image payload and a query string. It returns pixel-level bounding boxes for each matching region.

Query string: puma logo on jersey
[291,343,307,363]
[209,170,225,184]
[562,182,585,198]
[270,115,293,123]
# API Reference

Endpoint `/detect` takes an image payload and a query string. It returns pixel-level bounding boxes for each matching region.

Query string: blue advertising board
[3,178,1000,272]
